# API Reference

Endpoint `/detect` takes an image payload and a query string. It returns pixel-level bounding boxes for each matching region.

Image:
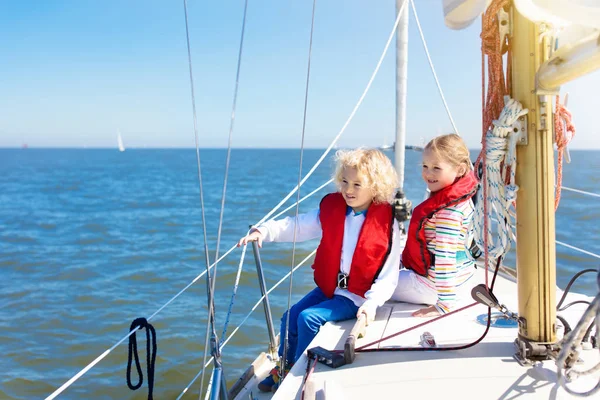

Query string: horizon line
[1,146,599,151]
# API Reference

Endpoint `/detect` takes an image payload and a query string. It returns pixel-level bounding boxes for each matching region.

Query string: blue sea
[1,148,598,399]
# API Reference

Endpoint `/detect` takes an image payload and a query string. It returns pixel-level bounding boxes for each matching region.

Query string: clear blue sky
[1,0,598,149]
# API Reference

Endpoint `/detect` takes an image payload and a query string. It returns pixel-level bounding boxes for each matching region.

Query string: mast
[512,8,557,350]
[395,0,409,187]
[392,0,413,230]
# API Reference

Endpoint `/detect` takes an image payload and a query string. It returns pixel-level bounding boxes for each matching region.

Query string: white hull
[234,265,599,399]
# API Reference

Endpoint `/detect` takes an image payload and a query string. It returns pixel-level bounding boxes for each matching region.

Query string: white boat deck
[234,267,599,399]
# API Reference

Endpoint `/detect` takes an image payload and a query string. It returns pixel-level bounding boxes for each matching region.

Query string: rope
[557,269,598,310]
[560,186,600,198]
[347,257,503,353]
[475,0,511,171]
[554,94,576,211]
[281,0,316,376]
[556,241,600,260]
[197,0,250,396]
[126,318,157,400]
[220,244,249,343]
[472,96,528,260]
[355,302,478,351]
[301,357,318,400]
[181,0,224,396]
[410,0,458,135]
[252,0,408,229]
[43,259,222,400]
[273,179,334,220]
[556,294,600,396]
[476,0,511,285]
[560,186,600,199]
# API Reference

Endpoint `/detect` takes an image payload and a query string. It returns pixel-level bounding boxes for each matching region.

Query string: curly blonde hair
[333,148,398,203]
[424,134,471,176]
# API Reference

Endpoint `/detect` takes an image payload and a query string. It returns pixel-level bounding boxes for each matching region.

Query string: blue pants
[279,287,359,364]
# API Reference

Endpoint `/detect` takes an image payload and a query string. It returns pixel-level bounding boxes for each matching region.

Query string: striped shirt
[414,199,475,314]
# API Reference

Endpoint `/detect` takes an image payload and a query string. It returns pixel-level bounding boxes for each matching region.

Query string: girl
[238,148,403,392]
[392,134,478,317]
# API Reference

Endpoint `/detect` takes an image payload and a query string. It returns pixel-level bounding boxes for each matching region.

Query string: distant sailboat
[380,132,394,150]
[117,130,125,152]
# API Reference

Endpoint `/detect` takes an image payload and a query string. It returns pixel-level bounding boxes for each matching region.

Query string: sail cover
[443,0,600,30]
[443,0,489,30]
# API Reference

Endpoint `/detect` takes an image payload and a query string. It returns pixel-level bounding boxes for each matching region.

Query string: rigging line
[272,179,333,220]
[221,178,332,340]
[220,243,248,341]
[556,241,600,260]
[252,0,409,229]
[409,0,459,135]
[213,0,248,270]
[220,178,332,341]
[44,259,219,400]
[181,0,220,397]
[199,0,251,397]
[282,0,317,373]
[177,249,317,400]
[560,186,600,198]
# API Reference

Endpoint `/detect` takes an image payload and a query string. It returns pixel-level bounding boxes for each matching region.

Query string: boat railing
[176,249,317,400]
[250,239,278,354]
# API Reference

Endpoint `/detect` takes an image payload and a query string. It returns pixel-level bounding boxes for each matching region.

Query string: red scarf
[401,171,478,276]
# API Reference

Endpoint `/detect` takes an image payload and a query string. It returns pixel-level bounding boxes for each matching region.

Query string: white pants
[391,269,437,305]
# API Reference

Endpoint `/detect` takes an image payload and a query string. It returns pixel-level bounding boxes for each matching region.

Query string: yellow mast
[511,7,556,346]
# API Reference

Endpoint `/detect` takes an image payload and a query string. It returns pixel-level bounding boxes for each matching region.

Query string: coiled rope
[126,318,157,400]
[472,96,527,259]
[554,94,576,211]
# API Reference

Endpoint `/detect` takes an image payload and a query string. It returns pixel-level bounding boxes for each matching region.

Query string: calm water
[1,148,598,399]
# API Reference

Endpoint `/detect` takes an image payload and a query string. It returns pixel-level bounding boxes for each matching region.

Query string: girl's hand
[237,229,264,248]
[412,305,440,318]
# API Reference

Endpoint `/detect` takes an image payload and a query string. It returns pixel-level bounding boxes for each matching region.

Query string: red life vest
[402,171,478,276]
[312,192,394,298]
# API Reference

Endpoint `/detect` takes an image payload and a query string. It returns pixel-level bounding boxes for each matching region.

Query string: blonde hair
[333,148,398,203]
[424,134,471,176]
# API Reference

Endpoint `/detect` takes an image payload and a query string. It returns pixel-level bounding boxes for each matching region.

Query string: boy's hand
[412,305,440,318]
[237,229,264,248]
[356,300,376,326]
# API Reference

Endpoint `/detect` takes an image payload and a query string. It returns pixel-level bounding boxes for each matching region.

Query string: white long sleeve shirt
[256,208,402,308]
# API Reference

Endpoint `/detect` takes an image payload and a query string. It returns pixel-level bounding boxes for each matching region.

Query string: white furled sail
[442,0,489,30]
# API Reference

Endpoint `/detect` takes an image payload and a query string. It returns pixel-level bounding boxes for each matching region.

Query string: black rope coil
[126,317,157,400]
